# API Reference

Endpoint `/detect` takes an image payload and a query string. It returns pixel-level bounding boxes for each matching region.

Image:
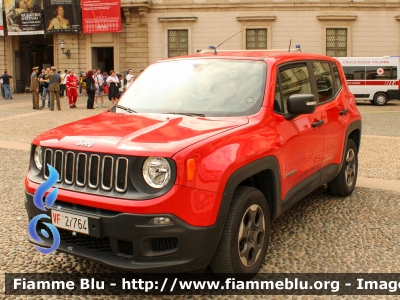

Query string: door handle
[312,120,324,128]
[340,109,348,115]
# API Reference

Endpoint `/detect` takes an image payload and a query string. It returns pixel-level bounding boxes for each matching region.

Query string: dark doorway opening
[92,47,114,74]
[15,35,53,93]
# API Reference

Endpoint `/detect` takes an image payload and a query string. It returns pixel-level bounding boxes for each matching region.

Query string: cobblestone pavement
[356,101,400,180]
[355,101,400,137]
[0,95,399,299]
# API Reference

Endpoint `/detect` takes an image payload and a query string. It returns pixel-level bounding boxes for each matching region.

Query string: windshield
[116,59,267,117]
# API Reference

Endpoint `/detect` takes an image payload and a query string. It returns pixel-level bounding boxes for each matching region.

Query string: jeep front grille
[76,153,87,186]
[116,158,128,192]
[54,150,63,182]
[101,156,114,191]
[44,149,53,178]
[88,155,100,188]
[43,149,128,193]
[65,151,75,184]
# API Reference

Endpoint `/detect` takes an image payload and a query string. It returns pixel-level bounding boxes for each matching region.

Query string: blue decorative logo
[28,164,60,254]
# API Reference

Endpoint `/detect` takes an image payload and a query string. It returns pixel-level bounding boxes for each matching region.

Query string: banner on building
[0,0,3,36]
[4,0,44,35]
[43,0,81,34]
[82,0,122,34]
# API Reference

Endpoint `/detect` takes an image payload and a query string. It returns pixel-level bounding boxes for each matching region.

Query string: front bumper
[25,192,223,272]
[25,175,222,227]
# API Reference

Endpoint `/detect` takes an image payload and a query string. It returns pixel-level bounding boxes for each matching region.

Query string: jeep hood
[33,112,249,157]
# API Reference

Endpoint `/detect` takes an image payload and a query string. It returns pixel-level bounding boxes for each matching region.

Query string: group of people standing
[29,66,136,110]
[85,68,135,109]
[30,66,63,110]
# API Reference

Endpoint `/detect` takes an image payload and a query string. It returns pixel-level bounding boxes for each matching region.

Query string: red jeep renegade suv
[25,50,361,274]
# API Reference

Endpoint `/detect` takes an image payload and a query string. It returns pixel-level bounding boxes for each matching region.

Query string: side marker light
[187,158,196,181]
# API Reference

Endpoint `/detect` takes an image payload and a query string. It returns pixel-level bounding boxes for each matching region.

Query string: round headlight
[142,157,171,188]
[34,145,43,170]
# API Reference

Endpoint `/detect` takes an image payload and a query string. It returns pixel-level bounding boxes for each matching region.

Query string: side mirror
[285,94,317,120]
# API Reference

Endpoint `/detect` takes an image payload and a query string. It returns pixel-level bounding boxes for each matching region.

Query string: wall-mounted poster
[43,0,81,34]
[4,0,44,35]
[82,0,121,34]
[0,1,3,36]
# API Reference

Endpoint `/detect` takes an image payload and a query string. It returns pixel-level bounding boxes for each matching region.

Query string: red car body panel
[31,113,249,158]
[172,107,279,195]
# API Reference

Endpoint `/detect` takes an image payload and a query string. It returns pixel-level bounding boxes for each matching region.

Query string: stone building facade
[0,0,399,93]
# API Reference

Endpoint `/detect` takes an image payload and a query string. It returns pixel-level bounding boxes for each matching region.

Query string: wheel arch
[218,156,282,224]
[373,91,388,97]
[320,119,362,191]
[346,120,362,153]
[198,156,282,270]
[335,119,362,177]
[348,128,361,153]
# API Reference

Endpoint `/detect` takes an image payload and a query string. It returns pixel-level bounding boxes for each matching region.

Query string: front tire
[373,92,388,106]
[328,139,358,197]
[210,186,270,274]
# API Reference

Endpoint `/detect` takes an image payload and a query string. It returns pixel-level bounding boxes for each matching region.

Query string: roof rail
[198,48,301,54]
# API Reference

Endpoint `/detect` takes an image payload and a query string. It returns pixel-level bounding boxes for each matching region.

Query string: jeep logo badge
[76,140,94,148]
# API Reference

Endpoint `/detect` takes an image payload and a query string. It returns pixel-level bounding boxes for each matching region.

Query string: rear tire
[210,186,270,274]
[373,92,388,106]
[328,139,358,197]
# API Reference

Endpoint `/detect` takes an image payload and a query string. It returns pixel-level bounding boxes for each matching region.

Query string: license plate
[51,210,89,235]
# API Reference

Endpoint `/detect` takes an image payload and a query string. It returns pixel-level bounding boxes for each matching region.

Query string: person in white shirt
[125,69,134,90]
[59,70,67,97]
[106,70,120,106]
[93,68,105,108]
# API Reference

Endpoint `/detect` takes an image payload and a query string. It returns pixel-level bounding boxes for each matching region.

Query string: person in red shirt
[66,69,79,108]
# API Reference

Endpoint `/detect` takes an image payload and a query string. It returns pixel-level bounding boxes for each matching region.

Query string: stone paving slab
[361,112,400,137]
[354,101,400,137]
[355,100,400,111]
[263,187,400,273]
[0,111,46,121]
[0,97,106,145]
[0,97,29,106]
[0,141,30,151]
[358,136,400,180]
[357,177,400,193]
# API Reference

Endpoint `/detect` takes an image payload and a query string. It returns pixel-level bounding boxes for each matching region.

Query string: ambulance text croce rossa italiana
[336,56,400,106]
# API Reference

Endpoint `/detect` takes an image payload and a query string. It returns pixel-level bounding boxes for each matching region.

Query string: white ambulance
[336,56,400,105]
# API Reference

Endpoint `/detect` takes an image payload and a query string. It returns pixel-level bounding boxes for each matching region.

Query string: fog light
[149,217,173,225]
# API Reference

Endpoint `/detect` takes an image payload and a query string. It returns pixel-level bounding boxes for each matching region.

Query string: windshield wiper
[116,105,137,113]
[163,112,206,117]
